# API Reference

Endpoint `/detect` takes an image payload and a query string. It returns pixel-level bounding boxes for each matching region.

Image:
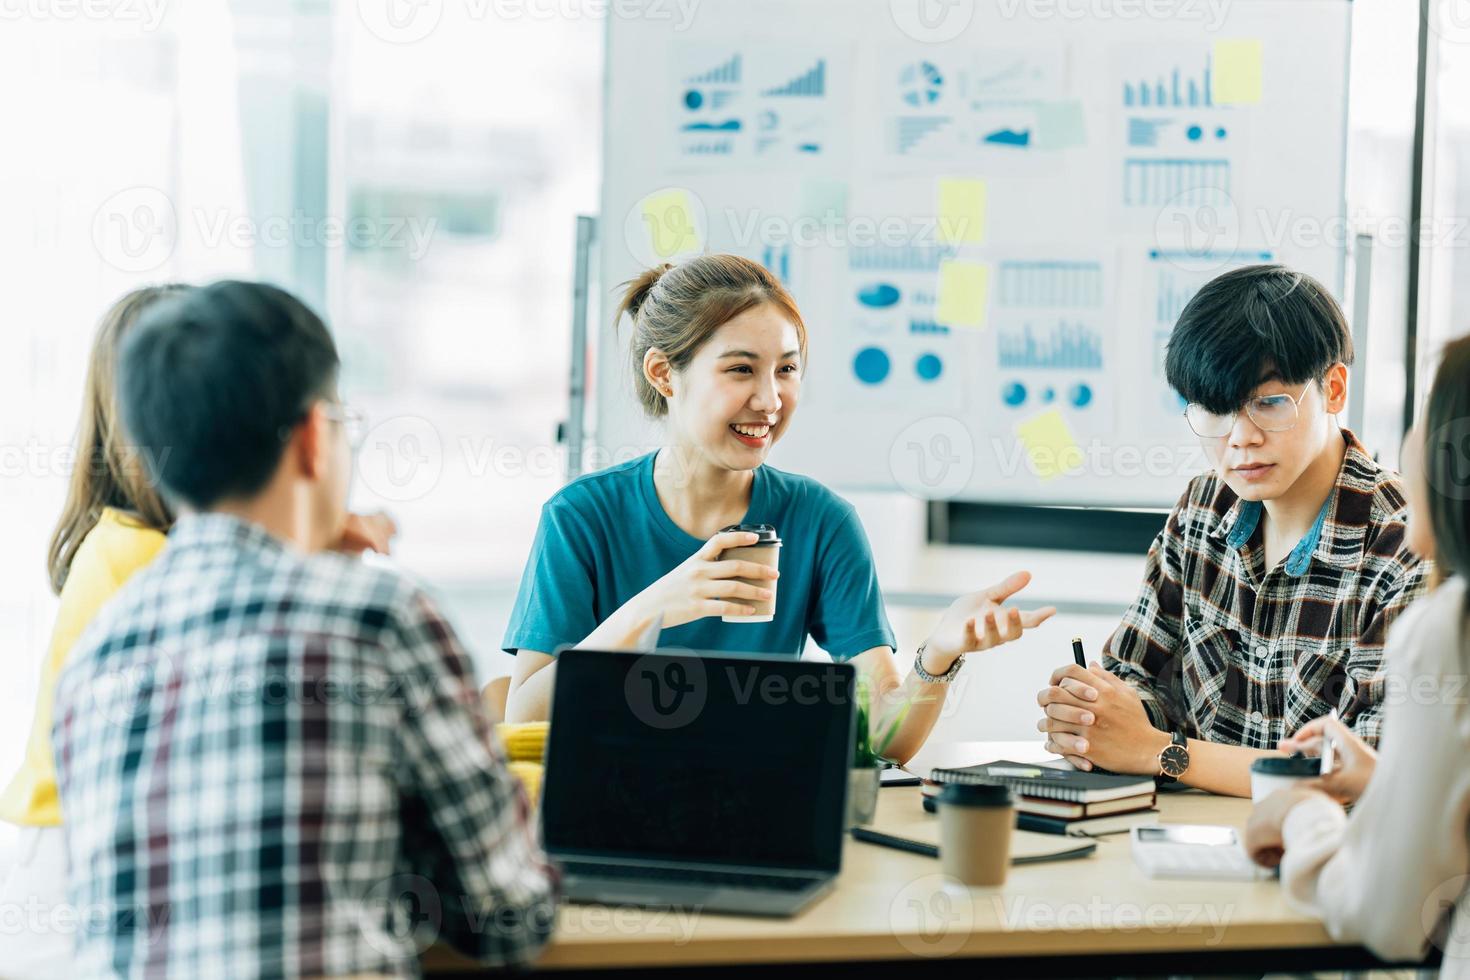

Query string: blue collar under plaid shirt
[1103,430,1428,750]
[53,513,558,979]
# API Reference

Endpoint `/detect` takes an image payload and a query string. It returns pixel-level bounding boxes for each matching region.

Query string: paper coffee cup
[938,782,1014,887]
[719,523,781,623]
[1249,755,1320,803]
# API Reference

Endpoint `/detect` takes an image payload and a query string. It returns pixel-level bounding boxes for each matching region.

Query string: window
[1419,0,1470,407]
[0,6,601,848]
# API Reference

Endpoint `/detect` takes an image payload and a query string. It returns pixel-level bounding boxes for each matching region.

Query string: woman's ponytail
[613,255,807,418]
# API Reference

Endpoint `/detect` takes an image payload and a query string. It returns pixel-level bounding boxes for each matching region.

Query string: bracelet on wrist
[913,643,965,684]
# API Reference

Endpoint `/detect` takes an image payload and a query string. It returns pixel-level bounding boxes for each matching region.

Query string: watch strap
[1156,731,1188,784]
[913,644,965,684]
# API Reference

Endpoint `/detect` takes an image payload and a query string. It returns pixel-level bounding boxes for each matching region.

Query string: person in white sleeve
[1245,334,1470,973]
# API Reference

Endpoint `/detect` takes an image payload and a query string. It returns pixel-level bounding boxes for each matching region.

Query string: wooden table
[426,781,1423,976]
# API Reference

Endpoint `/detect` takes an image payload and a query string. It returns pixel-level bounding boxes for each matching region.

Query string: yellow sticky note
[1016,409,1083,482]
[935,260,989,330]
[641,189,702,259]
[1212,39,1263,105]
[937,178,987,244]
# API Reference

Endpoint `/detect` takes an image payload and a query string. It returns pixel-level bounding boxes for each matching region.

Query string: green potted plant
[848,680,910,826]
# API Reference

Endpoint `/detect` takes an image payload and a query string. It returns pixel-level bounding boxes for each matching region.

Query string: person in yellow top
[0,507,169,827]
[0,285,397,980]
[0,285,184,980]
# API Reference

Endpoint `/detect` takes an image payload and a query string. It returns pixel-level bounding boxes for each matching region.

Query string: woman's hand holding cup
[630,530,780,629]
[1277,713,1377,806]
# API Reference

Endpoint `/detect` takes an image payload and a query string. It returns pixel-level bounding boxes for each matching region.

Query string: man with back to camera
[1037,265,1427,797]
[52,281,557,977]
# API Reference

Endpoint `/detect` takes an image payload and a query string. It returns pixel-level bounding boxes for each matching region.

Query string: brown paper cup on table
[938,782,1014,887]
[718,523,781,623]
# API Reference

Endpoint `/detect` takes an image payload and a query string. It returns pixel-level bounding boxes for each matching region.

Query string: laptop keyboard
[564,861,819,892]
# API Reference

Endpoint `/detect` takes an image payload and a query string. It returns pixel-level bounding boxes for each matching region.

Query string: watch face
[1160,744,1190,778]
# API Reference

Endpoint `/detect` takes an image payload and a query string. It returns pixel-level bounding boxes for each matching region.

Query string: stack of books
[921,760,1159,837]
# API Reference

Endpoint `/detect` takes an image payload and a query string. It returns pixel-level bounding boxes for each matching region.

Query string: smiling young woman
[500,254,1053,760]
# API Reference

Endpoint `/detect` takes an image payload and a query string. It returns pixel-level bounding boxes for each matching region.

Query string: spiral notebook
[928,761,1156,804]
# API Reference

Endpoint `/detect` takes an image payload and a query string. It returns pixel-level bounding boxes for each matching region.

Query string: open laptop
[541,648,856,917]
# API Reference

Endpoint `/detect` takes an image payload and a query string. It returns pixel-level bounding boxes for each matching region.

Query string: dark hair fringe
[1164,264,1354,414]
[117,280,341,510]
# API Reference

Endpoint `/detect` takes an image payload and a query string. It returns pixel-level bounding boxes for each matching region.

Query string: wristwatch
[1156,731,1190,783]
[913,643,965,684]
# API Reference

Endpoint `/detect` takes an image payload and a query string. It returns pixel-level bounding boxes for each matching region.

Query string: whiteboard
[597,0,1351,507]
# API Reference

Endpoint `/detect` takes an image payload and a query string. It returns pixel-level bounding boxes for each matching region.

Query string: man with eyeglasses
[50,281,557,978]
[1037,265,1427,797]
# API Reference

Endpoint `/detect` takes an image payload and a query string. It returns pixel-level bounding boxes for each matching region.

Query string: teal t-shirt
[503,452,895,660]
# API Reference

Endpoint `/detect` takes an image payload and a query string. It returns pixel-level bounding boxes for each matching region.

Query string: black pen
[850,827,938,858]
[1072,636,1087,668]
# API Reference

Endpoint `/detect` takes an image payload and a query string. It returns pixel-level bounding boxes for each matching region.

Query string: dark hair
[614,254,808,417]
[48,284,189,594]
[1164,264,1354,414]
[118,280,340,510]
[1424,335,1470,584]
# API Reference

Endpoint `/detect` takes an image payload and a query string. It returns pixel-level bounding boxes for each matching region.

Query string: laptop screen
[541,649,856,873]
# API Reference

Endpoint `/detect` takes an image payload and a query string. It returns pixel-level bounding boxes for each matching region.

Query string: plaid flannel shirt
[1103,431,1427,750]
[53,514,557,979]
